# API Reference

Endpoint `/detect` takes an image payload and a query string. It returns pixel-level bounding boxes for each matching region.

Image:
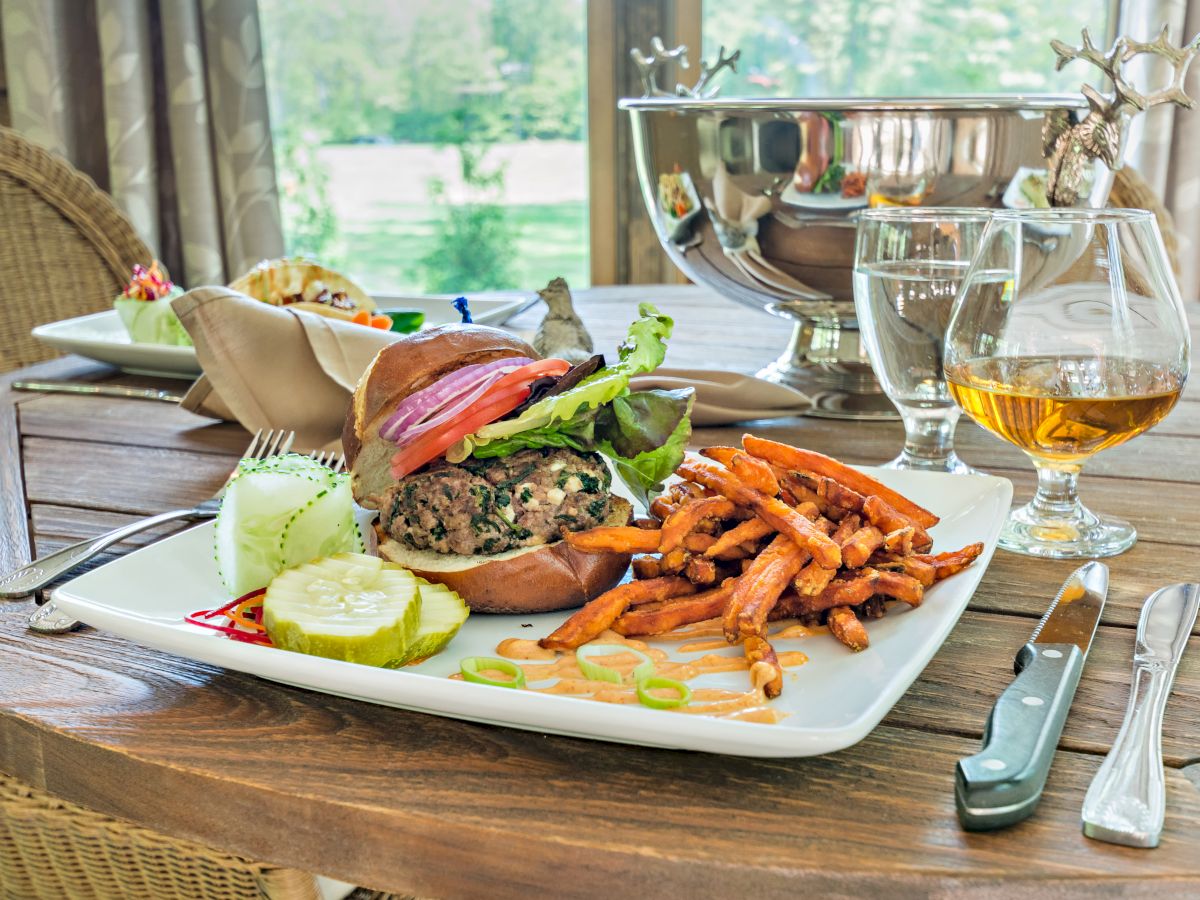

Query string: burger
[343,304,693,614]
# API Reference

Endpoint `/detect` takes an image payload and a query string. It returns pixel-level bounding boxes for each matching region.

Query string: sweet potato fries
[539,435,984,698]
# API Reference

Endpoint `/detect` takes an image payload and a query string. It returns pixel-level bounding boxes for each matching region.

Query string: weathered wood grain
[18,393,245,456]
[888,611,1199,766]
[5,287,1200,895]
[22,437,235,515]
[967,539,1200,631]
[0,604,1197,897]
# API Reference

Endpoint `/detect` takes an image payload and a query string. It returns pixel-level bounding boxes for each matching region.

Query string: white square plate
[53,468,1012,757]
[31,294,537,379]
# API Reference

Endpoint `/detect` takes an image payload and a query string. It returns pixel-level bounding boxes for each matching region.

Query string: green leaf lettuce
[449,303,691,503]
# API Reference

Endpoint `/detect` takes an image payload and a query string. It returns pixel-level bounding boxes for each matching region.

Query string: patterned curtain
[1121,0,1200,301]
[0,0,283,286]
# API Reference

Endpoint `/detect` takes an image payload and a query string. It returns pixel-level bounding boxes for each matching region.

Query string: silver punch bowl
[621,95,1108,419]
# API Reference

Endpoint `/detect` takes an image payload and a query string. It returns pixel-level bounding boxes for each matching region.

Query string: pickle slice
[388,580,470,666]
[263,552,420,666]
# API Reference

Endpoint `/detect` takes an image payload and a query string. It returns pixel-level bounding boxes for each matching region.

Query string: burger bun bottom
[377,497,634,613]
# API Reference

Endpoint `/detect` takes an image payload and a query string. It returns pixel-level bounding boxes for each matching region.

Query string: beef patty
[380,448,613,556]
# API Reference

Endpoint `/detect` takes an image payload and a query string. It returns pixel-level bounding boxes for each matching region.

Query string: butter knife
[11,380,185,402]
[1081,582,1199,848]
[956,561,1108,830]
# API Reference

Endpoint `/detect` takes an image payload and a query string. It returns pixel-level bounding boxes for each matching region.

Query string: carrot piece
[742,435,939,528]
[369,314,393,329]
[226,596,266,633]
[351,309,371,325]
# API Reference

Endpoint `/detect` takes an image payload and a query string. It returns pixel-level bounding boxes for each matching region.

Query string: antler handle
[1044,26,1200,205]
[630,38,739,99]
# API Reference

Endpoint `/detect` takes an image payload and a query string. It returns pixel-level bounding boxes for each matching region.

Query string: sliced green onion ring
[575,643,655,684]
[636,675,692,710]
[460,657,526,689]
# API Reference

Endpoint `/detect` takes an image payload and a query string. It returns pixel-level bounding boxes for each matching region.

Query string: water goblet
[853,208,992,473]
[944,208,1188,558]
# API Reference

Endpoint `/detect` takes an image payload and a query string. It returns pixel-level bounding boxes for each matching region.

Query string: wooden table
[2,286,1198,897]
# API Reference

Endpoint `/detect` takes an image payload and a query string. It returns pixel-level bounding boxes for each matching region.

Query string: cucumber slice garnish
[279,477,359,569]
[215,453,358,597]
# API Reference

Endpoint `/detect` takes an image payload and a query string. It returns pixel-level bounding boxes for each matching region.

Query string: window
[703,1,1115,97]
[259,0,588,295]
[260,2,1120,294]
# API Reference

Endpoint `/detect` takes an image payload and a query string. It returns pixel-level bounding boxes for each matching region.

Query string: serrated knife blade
[956,561,1109,831]
[1030,560,1108,652]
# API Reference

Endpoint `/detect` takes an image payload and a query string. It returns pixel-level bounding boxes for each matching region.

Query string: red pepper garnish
[186,587,272,646]
[123,260,177,302]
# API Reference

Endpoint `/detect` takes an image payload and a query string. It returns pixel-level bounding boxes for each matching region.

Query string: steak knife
[956,561,1108,830]
[1081,581,1199,848]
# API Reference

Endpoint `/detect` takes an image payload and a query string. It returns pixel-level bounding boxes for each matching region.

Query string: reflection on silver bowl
[621,95,1111,419]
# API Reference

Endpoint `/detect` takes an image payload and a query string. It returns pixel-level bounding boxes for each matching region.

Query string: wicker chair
[0,127,151,372]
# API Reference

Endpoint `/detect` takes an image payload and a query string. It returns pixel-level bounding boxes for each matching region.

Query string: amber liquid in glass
[946,356,1182,464]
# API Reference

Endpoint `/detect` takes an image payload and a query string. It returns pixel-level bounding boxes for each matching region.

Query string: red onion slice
[397,366,518,445]
[379,357,533,441]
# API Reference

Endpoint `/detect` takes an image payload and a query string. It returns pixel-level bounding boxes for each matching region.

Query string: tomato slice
[492,357,570,388]
[388,358,571,477]
[390,382,532,478]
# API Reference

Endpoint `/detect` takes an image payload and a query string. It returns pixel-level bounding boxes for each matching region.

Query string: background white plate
[780,182,869,211]
[53,468,1012,757]
[31,294,538,379]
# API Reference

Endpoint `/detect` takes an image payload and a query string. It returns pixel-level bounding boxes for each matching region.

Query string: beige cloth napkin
[631,368,811,425]
[174,287,400,449]
[173,288,812,447]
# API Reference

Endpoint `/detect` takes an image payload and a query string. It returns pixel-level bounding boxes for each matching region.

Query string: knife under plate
[12,380,185,402]
[955,560,1109,831]
[1081,581,1200,848]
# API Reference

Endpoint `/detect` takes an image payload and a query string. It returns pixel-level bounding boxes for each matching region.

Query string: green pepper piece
[381,308,425,333]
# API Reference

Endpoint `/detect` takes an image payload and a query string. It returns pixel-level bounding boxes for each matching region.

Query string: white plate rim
[52,468,1012,758]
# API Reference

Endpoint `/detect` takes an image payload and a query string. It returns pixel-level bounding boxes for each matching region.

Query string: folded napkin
[174,288,812,448]
[174,287,399,449]
[631,368,810,425]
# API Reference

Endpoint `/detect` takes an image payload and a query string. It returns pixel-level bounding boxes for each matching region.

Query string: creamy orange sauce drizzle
[469,619,815,724]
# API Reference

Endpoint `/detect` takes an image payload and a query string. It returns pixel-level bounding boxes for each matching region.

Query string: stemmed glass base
[1000,459,1138,559]
[882,407,985,475]
[999,502,1136,559]
[882,448,982,475]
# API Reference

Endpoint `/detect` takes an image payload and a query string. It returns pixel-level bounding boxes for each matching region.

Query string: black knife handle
[955,642,1084,830]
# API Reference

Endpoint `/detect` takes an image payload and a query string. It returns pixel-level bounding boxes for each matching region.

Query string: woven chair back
[0,127,151,372]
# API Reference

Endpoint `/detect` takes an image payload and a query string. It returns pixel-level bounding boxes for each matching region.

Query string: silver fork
[9,430,306,633]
